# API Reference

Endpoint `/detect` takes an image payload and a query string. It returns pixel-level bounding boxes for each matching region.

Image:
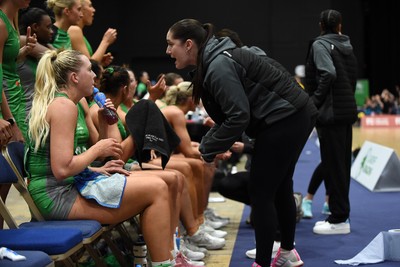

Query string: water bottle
[93,87,119,125]
[133,234,147,267]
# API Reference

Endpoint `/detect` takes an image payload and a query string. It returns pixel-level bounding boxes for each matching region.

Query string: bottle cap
[93,87,99,94]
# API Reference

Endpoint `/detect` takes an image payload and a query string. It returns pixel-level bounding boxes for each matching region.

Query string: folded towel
[126,99,180,169]
[335,231,400,265]
[74,168,126,208]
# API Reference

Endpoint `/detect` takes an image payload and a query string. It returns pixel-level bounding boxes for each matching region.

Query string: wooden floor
[4,126,400,266]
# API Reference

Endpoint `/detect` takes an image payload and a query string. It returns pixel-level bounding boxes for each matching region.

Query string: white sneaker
[204,219,224,230]
[313,220,351,235]
[183,238,208,254]
[200,223,227,238]
[175,251,205,266]
[245,241,280,259]
[181,241,205,261]
[186,230,225,250]
[205,208,230,227]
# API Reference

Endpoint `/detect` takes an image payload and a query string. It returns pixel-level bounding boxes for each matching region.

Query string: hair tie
[106,67,114,74]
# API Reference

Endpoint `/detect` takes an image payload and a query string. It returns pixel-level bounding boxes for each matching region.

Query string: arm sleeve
[199,56,250,162]
[311,40,337,108]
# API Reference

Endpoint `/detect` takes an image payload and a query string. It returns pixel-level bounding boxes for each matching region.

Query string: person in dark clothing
[166,19,317,267]
[305,9,358,235]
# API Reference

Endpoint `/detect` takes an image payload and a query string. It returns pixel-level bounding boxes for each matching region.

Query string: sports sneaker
[293,193,303,223]
[271,248,304,267]
[181,241,206,261]
[301,198,313,219]
[313,220,350,235]
[186,230,225,250]
[182,238,208,255]
[175,252,205,266]
[204,218,224,230]
[199,223,227,238]
[321,202,331,215]
[245,241,281,259]
[252,262,261,267]
[204,208,230,227]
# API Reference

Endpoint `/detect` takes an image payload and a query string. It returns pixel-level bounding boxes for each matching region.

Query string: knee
[152,177,169,199]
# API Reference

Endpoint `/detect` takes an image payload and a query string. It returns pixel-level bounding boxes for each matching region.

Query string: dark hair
[100,65,130,97]
[215,28,244,48]
[168,19,214,104]
[164,72,182,86]
[19,7,49,35]
[90,59,102,78]
[320,9,342,35]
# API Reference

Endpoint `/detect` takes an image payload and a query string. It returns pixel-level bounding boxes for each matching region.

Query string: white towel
[74,168,126,208]
[335,231,400,265]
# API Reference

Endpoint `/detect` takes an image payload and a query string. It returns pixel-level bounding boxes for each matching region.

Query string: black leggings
[307,162,329,196]
[218,171,251,205]
[250,108,315,266]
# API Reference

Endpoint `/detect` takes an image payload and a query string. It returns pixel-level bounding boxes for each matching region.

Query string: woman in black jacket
[166,19,317,267]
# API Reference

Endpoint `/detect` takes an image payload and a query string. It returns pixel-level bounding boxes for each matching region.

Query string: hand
[150,149,157,160]
[24,26,37,54]
[101,52,114,67]
[147,74,166,101]
[10,123,24,143]
[93,138,123,159]
[191,141,200,148]
[97,98,117,125]
[94,159,130,176]
[215,150,232,161]
[203,116,215,128]
[0,119,13,146]
[102,28,117,45]
[103,98,116,111]
[230,142,244,153]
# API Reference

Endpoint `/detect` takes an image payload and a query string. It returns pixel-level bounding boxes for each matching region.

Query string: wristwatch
[6,118,16,126]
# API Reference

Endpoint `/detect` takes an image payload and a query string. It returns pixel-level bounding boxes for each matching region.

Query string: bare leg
[150,158,200,220]
[138,169,183,249]
[203,162,216,210]
[68,174,172,262]
[176,157,207,220]
[146,159,200,235]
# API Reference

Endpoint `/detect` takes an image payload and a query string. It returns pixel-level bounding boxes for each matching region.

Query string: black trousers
[307,162,330,196]
[250,107,315,266]
[218,171,251,205]
[317,124,352,223]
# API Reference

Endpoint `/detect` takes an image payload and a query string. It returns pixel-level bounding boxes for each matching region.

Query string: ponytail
[29,49,83,151]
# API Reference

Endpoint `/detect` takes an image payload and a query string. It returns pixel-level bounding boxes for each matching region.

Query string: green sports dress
[0,10,27,138]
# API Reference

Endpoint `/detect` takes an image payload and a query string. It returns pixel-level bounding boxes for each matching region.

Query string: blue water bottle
[93,87,119,125]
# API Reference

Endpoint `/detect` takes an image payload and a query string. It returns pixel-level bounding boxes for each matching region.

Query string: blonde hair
[29,49,83,151]
[46,0,78,17]
[165,81,193,106]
